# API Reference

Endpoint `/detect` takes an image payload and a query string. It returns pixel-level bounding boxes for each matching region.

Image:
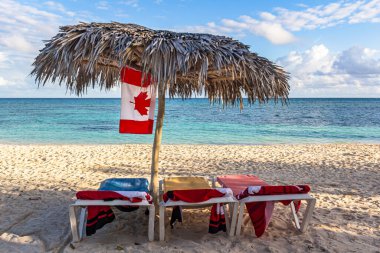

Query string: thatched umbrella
[31,22,289,203]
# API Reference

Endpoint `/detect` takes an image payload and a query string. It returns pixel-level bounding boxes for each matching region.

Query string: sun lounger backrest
[217,175,268,195]
[99,178,149,192]
[163,177,211,192]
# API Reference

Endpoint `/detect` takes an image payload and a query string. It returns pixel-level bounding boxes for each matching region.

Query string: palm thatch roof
[31,22,289,106]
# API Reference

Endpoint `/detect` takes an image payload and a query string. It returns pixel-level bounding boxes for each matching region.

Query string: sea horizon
[1,98,379,145]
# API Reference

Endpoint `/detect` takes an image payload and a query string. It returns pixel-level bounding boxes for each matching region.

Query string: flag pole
[150,83,166,207]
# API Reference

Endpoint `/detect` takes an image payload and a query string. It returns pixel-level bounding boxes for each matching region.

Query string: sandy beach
[0,143,379,253]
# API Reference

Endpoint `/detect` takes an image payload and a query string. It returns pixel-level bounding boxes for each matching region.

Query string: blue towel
[98,178,149,192]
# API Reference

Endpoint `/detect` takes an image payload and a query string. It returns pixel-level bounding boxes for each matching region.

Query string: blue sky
[0,0,379,97]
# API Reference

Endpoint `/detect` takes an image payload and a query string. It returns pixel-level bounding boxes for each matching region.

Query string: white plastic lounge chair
[69,178,155,242]
[158,176,238,241]
[217,175,316,236]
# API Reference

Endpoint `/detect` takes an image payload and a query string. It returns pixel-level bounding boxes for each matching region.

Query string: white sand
[0,144,379,252]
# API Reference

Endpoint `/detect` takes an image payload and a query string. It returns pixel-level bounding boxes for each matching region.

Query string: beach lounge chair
[158,176,238,241]
[69,178,155,242]
[217,175,316,237]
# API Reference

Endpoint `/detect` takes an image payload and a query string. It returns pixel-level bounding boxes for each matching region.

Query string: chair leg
[243,213,251,226]
[290,201,301,230]
[235,203,245,236]
[223,204,231,234]
[211,177,216,188]
[159,205,165,241]
[300,198,316,232]
[69,206,80,242]
[148,205,155,241]
[78,207,87,240]
[229,202,238,237]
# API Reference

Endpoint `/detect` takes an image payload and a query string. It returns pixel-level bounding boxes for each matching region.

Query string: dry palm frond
[31,22,289,105]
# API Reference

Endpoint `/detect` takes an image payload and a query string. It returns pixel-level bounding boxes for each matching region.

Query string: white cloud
[0,34,35,53]
[115,12,130,18]
[96,1,110,10]
[335,47,380,75]
[44,1,75,16]
[0,60,30,90]
[280,44,335,75]
[0,0,62,53]
[277,44,380,97]
[183,22,233,35]
[349,0,380,23]
[0,0,82,93]
[184,0,380,45]
[239,15,296,44]
[121,0,139,8]
[0,52,9,66]
[0,76,10,87]
[259,12,276,21]
[0,0,60,90]
[274,1,365,31]
[185,16,295,44]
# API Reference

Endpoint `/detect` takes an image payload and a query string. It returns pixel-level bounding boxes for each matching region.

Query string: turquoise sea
[0,98,379,144]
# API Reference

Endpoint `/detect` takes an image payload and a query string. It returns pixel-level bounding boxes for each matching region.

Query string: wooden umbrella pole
[150,84,166,206]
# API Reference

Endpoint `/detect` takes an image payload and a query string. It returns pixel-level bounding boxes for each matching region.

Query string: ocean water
[0,98,379,144]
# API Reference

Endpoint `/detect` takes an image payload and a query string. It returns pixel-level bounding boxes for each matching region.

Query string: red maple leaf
[133,92,151,116]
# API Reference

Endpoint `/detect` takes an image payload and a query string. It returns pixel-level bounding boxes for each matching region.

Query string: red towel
[163,188,232,234]
[209,203,226,234]
[76,191,151,236]
[237,185,311,237]
[163,189,227,202]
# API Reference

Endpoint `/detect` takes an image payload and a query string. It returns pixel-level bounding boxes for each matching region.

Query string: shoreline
[0,143,379,252]
[1,141,380,146]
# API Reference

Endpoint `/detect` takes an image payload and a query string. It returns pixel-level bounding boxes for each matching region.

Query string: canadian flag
[119,67,156,134]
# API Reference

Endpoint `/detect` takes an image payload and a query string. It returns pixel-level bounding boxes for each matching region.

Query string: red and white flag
[119,66,156,134]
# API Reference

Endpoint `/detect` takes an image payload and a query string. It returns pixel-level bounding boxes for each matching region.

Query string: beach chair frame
[235,194,316,236]
[158,178,238,241]
[69,199,155,242]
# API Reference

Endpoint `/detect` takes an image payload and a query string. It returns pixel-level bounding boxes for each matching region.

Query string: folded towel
[76,190,152,236]
[99,178,150,192]
[237,185,311,199]
[237,185,311,237]
[163,176,211,192]
[163,188,232,203]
